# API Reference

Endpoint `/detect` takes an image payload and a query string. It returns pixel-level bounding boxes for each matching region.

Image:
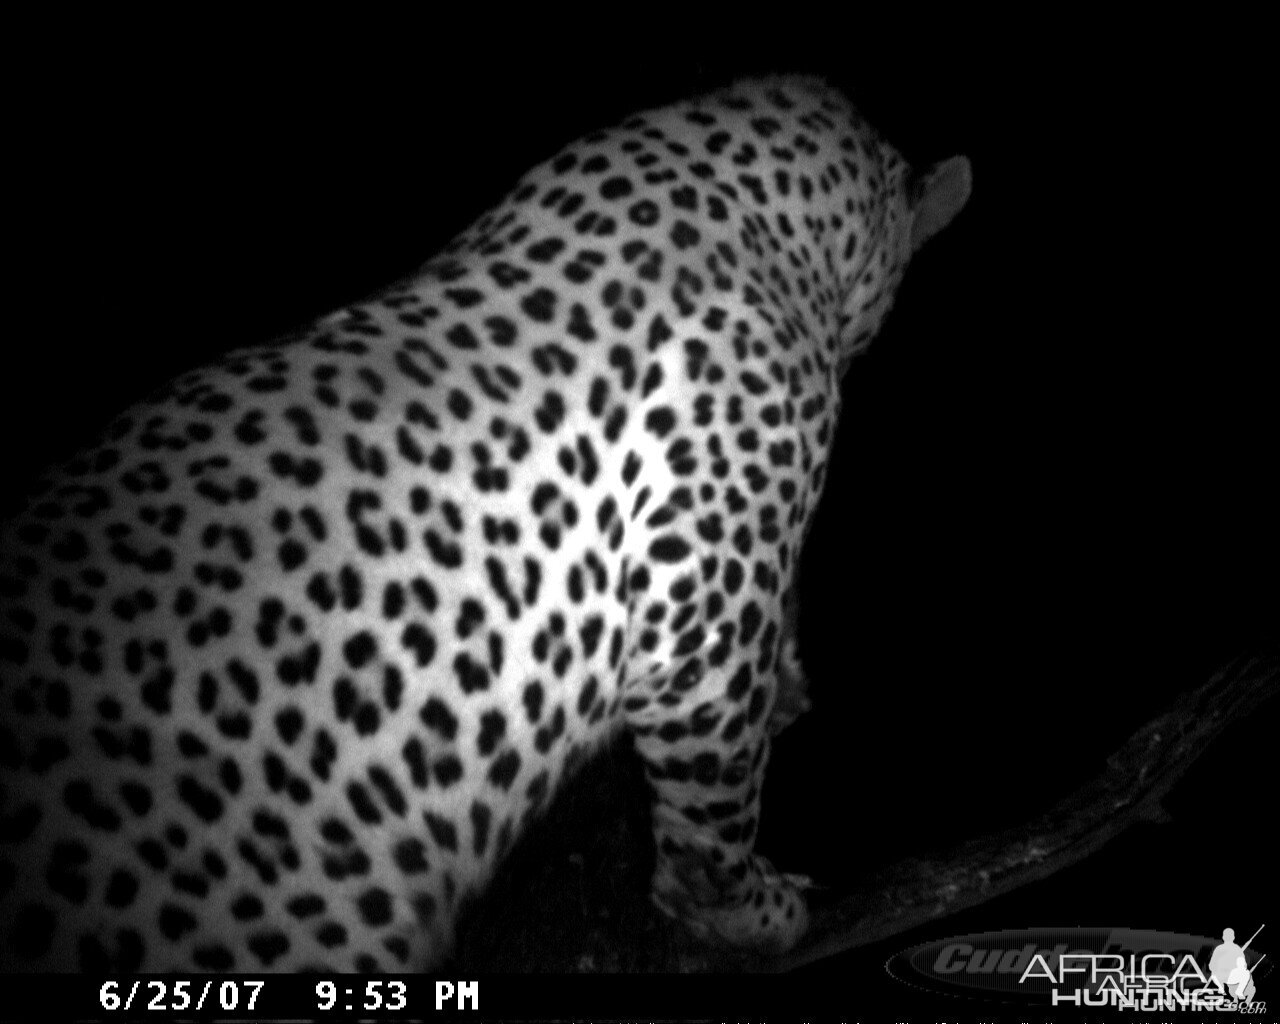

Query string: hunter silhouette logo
[1209,925,1264,1002]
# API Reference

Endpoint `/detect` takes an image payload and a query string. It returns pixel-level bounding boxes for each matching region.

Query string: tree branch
[767,648,1280,972]
[457,649,1278,971]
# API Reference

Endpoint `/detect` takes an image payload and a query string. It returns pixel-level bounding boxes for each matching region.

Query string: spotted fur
[0,75,969,971]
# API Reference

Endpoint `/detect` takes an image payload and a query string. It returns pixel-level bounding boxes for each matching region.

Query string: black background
[5,20,1276,1011]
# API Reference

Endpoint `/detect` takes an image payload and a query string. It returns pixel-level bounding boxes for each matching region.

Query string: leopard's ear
[909,156,971,251]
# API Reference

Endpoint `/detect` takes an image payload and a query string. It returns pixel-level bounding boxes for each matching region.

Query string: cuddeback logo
[886,925,1268,1011]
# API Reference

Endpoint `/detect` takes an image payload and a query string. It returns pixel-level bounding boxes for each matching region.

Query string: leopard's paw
[652,854,810,953]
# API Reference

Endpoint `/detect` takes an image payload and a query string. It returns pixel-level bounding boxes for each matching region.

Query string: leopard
[0,74,970,972]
